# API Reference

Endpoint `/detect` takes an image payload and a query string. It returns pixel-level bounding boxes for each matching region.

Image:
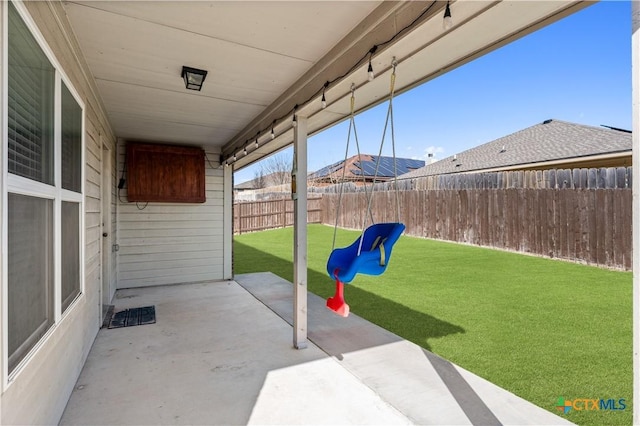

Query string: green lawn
[234,224,632,426]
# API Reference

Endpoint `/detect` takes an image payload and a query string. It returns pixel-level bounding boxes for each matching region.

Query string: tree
[261,152,291,186]
[253,169,266,189]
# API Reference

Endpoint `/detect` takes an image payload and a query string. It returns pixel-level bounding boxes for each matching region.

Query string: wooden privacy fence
[321,189,632,270]
[234,197,322,234]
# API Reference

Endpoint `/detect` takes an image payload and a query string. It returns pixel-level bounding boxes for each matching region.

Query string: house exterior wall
[109,144,118,300]
[116,139,225,288]
[0,1,117,424]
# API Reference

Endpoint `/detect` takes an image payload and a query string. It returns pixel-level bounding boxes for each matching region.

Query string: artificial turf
[234,224,632,426]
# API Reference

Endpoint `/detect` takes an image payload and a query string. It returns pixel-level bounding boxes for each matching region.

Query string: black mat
[108,306,156,329]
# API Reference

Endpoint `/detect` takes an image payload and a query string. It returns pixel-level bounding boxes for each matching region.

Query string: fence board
[595,190,606,265]
[570,190,582,262]
[621,190,632,269]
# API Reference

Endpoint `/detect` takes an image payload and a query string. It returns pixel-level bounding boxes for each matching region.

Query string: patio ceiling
[62,0,592,169]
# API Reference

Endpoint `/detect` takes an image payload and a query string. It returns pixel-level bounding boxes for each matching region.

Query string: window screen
[61,83,82,192]
[61,201,80,312]
[8,193,54,373]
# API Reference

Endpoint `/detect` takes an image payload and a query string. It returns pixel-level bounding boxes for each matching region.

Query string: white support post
[293,116,308,349]
[223,161,233,280]
[632,2,639,424]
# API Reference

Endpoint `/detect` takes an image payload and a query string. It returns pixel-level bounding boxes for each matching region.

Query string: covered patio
[0,1,638,424]
[60,272,569,425]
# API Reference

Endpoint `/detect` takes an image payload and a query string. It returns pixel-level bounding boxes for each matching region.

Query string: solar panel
[312,156,424,179]
[352,156,424,177]
[309,159,345,178]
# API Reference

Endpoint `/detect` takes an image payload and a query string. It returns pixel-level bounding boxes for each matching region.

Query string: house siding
[110,144,118,299]
[116,140,224,288]
[1,2,117,424]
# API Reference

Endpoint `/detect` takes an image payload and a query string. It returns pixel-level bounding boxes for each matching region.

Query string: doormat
[108,306,156,329]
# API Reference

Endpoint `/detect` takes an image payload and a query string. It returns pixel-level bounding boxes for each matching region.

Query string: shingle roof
[234,180,258,190]
[234,171,290,190]
[309,154,424,181]
[401,119,632,179]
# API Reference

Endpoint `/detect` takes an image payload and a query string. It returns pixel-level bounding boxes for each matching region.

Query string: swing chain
[389,57,400,223]
[332,83,359,252]
[334,60,401,255]
[358,57,401,254]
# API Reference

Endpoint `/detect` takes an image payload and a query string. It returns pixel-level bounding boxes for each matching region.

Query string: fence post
[282,198,287,228]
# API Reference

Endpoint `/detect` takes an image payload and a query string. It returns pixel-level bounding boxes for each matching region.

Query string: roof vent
[452,154,457,161]
[542,119,553,125]
[500,145,506,153]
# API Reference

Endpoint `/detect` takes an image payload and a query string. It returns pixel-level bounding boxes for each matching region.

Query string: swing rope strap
[332,84,375,252]
[370,236,388,266]
[331,88,355,252]
[358,59,399,256]
[390,60,400,223]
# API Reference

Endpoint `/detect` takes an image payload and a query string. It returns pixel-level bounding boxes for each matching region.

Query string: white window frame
[2,0,86,387]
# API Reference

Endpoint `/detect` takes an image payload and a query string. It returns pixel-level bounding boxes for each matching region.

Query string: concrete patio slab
[236,272,573,426]
[60,273,572,425]
[60,280,410,425]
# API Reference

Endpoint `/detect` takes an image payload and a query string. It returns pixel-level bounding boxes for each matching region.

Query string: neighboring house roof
[234,171,290,190]
[309,154,424,182]
[235,180,258,190]
[401,119,632,179]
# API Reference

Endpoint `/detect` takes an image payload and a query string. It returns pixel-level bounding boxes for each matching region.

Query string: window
[61,81,82,313]
[7,194,54,373]
[61,83,82,192]
[61,201,80,312]
[7,3,54,185]
[5,2,84,376]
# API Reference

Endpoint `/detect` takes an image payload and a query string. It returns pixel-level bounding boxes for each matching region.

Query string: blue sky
[235,1,632,184]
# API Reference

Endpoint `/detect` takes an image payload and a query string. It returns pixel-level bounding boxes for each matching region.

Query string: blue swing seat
[327,222,405,284]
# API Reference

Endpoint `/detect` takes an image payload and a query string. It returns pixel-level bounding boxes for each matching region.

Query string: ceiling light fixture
[321,82,329,109]
[443,1,453,30]
[181,66,208,91]
[292,105,298,128]
[367,46,377,82]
